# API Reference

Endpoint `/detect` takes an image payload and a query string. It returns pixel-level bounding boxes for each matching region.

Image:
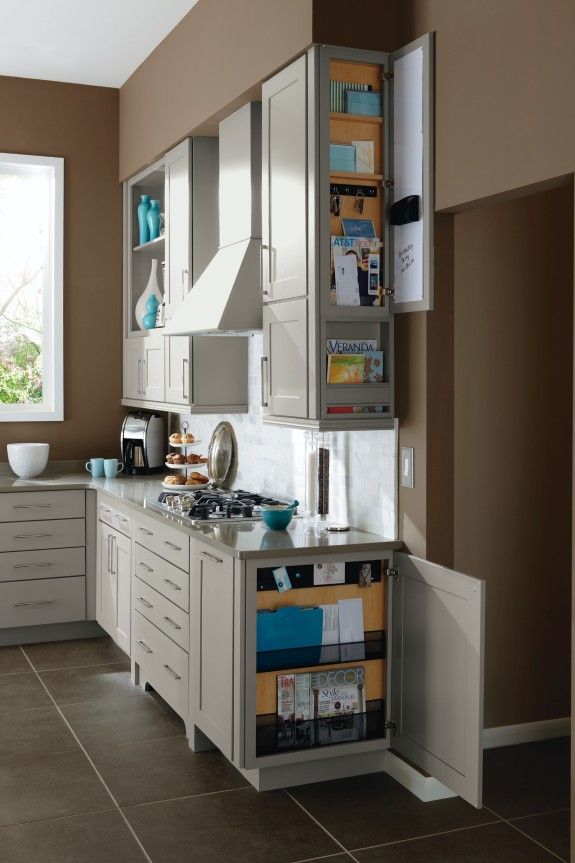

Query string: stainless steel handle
[260,243,270,297]
[138,561,153,573]
[106,534,111,572]
[110,535,116,576]
[99,506,111,514]
[201,550,223,564]
[260,356,268,408]
[117,515,128,524]
[138,527,153,536]
[136,639,153,654]
[163,664,181,681]
[162,578,181,591]
[137,596,153,609]
[14,600,54,607]
[162,616,181,631]
[13,533,52,540]
[142,360,146,395]
[181,267,188,301]
[182,357,189,402]
[137,359,142,396]
[163,540,181,551]
[13,562,52,570]
[14,504,52,510]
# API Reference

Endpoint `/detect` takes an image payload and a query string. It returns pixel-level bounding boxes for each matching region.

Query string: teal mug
[85,458,104,478]
[104,459,124,478]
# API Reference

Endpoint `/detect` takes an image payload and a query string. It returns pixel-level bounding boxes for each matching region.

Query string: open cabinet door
[389,33,434,313]
[391,553,485,807]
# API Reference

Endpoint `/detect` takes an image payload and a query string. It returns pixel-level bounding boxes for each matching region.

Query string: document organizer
[257,606,324,668]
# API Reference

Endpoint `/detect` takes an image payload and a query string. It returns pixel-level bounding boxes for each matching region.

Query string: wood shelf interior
[330,112,383,124]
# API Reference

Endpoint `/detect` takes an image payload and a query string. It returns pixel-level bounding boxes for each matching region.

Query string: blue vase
[137,195,151,245]
[146,200,161,241]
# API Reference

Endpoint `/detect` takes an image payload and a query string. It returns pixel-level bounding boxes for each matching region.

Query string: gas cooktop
[154,488,296,524]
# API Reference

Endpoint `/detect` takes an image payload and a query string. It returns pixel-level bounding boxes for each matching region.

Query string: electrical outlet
[401,447,414,488]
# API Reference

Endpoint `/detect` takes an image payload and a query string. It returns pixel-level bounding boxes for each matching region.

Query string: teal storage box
[346,90,381,117]
[330,144,356,172]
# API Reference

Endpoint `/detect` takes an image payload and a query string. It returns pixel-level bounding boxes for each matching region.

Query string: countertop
[0,471,401,560]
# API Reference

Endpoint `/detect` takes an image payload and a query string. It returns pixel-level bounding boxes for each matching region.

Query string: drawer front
[133,513,189,572]
[0,491,85,522]
[0,547,85,583]
[97,497,132,537]
[0,575,86,628]
[134,543,189,611]
[133,611,188,719]
[0,519,85,553]
[134,576,189,652]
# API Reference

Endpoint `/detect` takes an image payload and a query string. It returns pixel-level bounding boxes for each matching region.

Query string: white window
[0,153,63,421]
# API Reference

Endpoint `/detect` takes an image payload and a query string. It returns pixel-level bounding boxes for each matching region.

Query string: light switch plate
[401,447,414,488]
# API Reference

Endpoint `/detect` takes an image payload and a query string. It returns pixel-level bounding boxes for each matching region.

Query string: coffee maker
[121,413,164,475]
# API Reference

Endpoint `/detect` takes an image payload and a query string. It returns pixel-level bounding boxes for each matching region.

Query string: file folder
[257,606,324,665]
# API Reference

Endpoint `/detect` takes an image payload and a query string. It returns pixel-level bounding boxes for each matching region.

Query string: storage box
[345,90,381,117]
[330,144,356,173]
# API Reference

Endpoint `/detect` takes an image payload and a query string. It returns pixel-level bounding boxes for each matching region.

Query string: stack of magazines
[330,80,372,113]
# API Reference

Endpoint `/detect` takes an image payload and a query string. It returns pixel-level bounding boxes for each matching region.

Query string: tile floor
[0,635,569,862]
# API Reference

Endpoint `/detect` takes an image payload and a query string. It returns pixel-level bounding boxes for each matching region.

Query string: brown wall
[453,186,573,728]
[0,76,124,461]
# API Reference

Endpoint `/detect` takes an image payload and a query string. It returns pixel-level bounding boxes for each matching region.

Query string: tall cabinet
[261,36,433,430]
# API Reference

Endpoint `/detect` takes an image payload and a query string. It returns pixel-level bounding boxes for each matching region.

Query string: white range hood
[165,102,262,335]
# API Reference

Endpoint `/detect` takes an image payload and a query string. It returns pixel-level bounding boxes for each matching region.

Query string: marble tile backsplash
[172,333,397,537]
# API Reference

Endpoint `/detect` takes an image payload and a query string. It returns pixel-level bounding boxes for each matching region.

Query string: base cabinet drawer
[133,611,188,720]
[134,576,189,652]
[0,491,85,522]
[0,576,86,628]
[133,514,189,571]
[0,547,86,583]
[134,544,189,611]
[0,519,85,553]
[97,498,132,537]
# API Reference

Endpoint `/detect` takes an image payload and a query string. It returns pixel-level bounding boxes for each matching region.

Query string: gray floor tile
[62,691,185,750]
[124,787,341,863]
[90,735,247,805]
[512,810,570,862]
[23,637,127,671]
[39,661,142,706]
[0,810,147,863]
[354,821,560,861]
[290,773,494,849]
[483,737,570,818]
[0,706,79,761]
[0,646,28,676]
[0,672,52,713]
[0,750,111,827]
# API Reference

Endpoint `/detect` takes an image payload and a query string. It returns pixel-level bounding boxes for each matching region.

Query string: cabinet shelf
[132,236,165,253]
[256,631,385,673]
[330,171,383,181]
[330,112,383,124]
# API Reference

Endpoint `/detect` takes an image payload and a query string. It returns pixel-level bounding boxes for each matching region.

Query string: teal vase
[137,195,150,245]
[146,200,161,241]
[142,294,159,330]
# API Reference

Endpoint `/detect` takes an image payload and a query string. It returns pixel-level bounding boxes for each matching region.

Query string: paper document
[314,561,345,586]
[338,598,365,661]
[334,255,360,306]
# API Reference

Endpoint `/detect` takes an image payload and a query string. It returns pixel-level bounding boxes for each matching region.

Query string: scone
[165,453,175,464]
[169,433,182,444]
[181,433,195,443]
[164,475,179,485]
[172,453,185,465]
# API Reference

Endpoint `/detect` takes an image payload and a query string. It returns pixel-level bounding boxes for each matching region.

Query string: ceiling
[0,0,200,88]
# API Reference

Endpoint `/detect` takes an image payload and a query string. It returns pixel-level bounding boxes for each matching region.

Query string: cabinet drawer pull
[14,504,52,510]
[138,561,153,573]
[163,540,181,551]
[163,664,181,681]
[13,600,54,607]
[13,562,52,570]
[117,515,129,524]
[136,639,153,654]
[162,578,181,591]
[137,596,153,609]
[162,616,181,631]
[12,533,52,540]
[137,527,153,536]
[201,550,223,564]
[99,506,111,514]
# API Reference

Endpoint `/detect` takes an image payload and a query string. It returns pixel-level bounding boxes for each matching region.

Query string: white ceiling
[0,0,200,87]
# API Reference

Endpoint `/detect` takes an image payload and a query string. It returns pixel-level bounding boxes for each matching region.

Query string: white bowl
[7,443,50,479]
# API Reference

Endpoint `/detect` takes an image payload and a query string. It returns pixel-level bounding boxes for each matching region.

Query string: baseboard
[0,620,106,647]
[384,750,456,802]
[483,717,571,749]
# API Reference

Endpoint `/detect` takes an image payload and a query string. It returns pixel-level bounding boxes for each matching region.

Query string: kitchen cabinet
[164,335,249,411]
[96,519,130,654]
[261,36,433,430]
[123,334,165,403]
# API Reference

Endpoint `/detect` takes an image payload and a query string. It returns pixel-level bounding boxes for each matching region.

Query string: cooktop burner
[155,488,293,523]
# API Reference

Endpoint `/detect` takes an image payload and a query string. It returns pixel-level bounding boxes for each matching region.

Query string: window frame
[0,152,64,422]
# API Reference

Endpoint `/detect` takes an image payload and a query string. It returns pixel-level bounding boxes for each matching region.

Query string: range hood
[165,102,262,335]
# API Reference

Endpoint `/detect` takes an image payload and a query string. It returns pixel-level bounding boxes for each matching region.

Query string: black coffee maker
[121,413,164,475]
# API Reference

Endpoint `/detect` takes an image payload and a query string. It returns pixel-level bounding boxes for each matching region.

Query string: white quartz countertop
[0,471,401,560]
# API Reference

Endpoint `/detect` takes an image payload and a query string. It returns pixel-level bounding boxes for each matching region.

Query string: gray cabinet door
[391,552,485,807]
[165,139,191,319]
[192,543,234,760]
[262,54,308,303]
[165,336,191,405]
[390,33,434,313]
[263,299,308,419]
[123,340,143,399]
[142,336,165,402]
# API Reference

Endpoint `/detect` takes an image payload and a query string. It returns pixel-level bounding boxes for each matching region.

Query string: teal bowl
[260,501,299,530]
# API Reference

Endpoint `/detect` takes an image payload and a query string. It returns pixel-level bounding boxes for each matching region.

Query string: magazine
[330,236,382,306]
[363,351,384,383]
[326,338,377,355]
[327,354,364,384]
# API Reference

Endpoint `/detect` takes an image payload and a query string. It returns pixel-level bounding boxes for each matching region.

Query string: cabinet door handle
[136,639,153,654]
[200,550,223,564]
[137,596,153,609]
[142,360,147,395]
[162,616,181,631]
[163,540,181,551]
[14,600,54,607]
[13,562,52,570]
[117,515,129,524]
[99,506,111,514]
[260,356,268,408]
[110,535,116,576]
[14,504,52,510]
[260,243,270,297]
[182,357,189,402]
[181,267,188,302]
[138,561,153,573]
[137,527,153,536]
[137,359,141,395]
[163,664,181,681]
[13,533,52,540]
[162,578,181,591]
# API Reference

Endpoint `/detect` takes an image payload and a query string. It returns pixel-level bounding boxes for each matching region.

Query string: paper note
[352,140,375,174]
[272,566,292,592]
[334,255,360,306]
[319,603,340,645]
[338,598,364,644]
[314,561,345,585]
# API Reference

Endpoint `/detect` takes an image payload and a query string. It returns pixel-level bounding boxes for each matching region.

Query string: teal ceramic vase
[146,200,161,241]
[142,294,159,330]
[135,259,163,331]
[137,195,150,245]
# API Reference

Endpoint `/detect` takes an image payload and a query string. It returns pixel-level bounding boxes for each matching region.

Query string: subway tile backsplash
[173,334,397,537]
